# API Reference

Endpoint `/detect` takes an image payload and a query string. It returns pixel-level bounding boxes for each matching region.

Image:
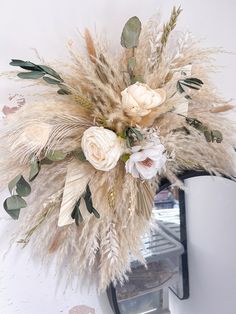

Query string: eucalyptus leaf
[180,82,201,90]
[10,59,38,70]
[73,150,86,161]
[20,65,41,71]
[3,200,20,220]
[121,16,142,49]
[84,185,100,218]
[177,77,203,98]
[5,195,27,210]
[126,136,132,148]
[130,127,143,141]
[91,207,100,219]
[8,174,21,195]
[29,160,41,182]
[10,59,28,67]
[43,76,60,84]
[38,65,62,81]
[128,57,136,73]
[185,95,192,100]
[71,199,83,226]
[46,150,67,161]
[41,158,53,165]
[16,176,31,197]
[84,185,93,214]
[177,81,185,94]
[184,78,203,85]
[211,130,223,143]
[3,195,27,220]
[57,83,71,95]
[57,88,70,95]
[17,71,44,79]
[130,75,144,84]
[204,130,212,142]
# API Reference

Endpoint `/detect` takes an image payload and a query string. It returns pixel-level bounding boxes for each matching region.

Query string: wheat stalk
[156,6,182,66]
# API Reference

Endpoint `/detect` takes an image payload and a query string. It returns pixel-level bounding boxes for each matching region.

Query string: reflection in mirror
[153,186,180,241]
[107,184,189,314]
[153,186,189,300]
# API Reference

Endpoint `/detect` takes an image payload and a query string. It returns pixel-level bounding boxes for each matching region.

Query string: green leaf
[120,153,130,162]
[73,150,86,161]
[57,88,69,95]
[185,95,192,100]
[130,75,144,84]
[126,134,134,148]
[46,150,67,161]
[8,174,21,195]
[204,130,212,142]
[10,59,39,71]
[130,127,143,141]
[57,84,71,95]
[118,130,127,139]
[128,56,136,73]
[3,196,27,220]
[17,71,44,79]
[180,82,201,90]
[4,195,27,210]
[40,158,53,165]
[184,78,203,86]
[38,65,62,81]
[43,76,60,84]
[186,117,205,132]
[84,185,100,219]
[84,186,93,214]
[71,199,83,226]
[16,176,31,197]
[90,207,100,219]
[10,59,63,81]
[29,159,41,182]
[211,130,223,143]
[177,81,185,94]
[10,59,29,66]
[177,77,203,97]
[3,200,20,219]
[121,16,142,49]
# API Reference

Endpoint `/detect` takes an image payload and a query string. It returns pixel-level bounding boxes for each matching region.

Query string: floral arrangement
[1,6,236,290]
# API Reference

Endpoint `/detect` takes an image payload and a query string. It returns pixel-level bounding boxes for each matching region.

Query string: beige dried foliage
[1,9,236,292]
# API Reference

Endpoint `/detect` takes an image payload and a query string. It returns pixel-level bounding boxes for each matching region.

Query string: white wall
[0,1,236,313]
[170,176,236,314]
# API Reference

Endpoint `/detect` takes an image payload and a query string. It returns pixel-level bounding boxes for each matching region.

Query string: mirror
[107,173,195,314]
[153,185,189,300]
[154,186,180,241]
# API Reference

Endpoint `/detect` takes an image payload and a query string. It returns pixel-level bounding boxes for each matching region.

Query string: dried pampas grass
[1,7,236,291]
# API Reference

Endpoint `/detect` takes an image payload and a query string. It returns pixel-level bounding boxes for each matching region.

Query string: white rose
[81,126,123,171]
[121,82,166,117]
[125,144,166,180]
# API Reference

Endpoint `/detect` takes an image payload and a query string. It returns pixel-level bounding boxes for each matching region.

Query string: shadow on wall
[69,305,95,314]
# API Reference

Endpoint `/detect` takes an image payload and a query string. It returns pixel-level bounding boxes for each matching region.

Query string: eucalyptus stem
[132,47,135,57]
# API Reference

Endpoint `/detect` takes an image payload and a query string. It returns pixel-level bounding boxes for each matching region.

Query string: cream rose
[81,126,123,171]
[121,82,166,117]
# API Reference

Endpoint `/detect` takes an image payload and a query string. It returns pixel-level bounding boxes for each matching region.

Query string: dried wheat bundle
[1,6,236,291]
